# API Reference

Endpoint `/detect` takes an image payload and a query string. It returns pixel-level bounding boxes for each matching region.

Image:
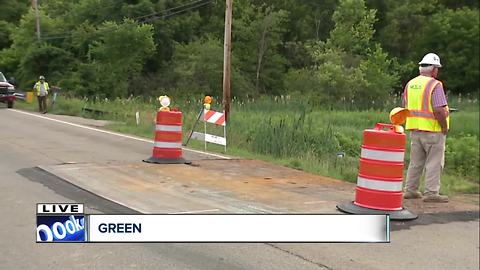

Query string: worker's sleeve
[431,84,448,108]
[402,84,407,107]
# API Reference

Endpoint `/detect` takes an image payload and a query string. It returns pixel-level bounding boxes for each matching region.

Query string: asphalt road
[0,107,478,270]
[0,108,324,270]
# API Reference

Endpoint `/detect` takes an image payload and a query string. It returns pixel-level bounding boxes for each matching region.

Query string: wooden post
[33,0,41,41]
[222,0,232,122]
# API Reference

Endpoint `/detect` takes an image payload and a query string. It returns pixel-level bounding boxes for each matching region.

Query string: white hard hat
[418,53,442,67]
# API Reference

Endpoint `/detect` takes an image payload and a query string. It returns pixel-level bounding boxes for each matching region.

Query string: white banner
[88,214,389,242]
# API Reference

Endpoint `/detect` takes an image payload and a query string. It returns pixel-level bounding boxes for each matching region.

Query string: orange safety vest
[405,75,449,132]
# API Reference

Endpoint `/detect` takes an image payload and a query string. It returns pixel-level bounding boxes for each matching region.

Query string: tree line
[0,0,478,108]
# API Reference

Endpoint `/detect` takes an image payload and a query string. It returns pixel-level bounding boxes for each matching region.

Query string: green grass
[15,95,479,195]
[439,174,479,196]
[448,111,479,137]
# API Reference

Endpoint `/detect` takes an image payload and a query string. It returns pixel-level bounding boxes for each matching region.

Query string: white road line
[246,205,281,213]
[303,201,328,205]
[169,209,220,214]
[9,109,230,159]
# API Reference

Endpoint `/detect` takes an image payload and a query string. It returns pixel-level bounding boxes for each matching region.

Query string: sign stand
[184,107,204,146]
[204,118,207,151]
[185,108,227,152]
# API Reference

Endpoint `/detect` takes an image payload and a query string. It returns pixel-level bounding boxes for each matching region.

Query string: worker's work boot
[423,194,449,203]
[403,190,422,199]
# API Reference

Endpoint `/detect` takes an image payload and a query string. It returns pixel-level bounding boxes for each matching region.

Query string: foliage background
[0,0,478,103]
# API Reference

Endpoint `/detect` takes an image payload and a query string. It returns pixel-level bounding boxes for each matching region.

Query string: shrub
[445,135,479,181]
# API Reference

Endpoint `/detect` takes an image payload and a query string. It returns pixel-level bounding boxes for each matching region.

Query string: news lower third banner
[36,204,390,243]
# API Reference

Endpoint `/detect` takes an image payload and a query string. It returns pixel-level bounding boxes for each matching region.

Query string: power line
[41,0,213,41]
[141,0,213,23]
[133,0,209,21]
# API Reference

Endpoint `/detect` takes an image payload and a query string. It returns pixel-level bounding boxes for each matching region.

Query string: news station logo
[36,203,86,242]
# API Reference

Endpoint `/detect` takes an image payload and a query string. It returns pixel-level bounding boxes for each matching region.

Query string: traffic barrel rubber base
[143,156,191,165]
[337,201,418,221]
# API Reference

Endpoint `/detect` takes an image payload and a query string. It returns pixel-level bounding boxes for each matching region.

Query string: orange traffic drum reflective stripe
[156,124,182,132]
[360,147,405,162]
[154,141,182,149]
[356,176,403,192]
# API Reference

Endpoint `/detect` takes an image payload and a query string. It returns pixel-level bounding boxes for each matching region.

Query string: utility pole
[222,0,232,122]
[33,0,41,41]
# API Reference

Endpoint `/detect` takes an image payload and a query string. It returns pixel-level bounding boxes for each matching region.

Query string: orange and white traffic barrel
[143,110,189,164]
[337,123,417,220]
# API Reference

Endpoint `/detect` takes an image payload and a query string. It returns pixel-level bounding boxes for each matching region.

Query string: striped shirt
[431,84,448,107]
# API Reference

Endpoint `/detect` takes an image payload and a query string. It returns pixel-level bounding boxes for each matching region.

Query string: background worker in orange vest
[402,53,450,203]
[34,75,49,114]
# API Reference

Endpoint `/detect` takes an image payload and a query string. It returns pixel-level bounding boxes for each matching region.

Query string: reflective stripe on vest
[409,111,435,118]
[357,176,403,192]
[405,75,449,132]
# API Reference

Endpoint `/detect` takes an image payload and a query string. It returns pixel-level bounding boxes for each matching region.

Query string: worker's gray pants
[405,131,446,196]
